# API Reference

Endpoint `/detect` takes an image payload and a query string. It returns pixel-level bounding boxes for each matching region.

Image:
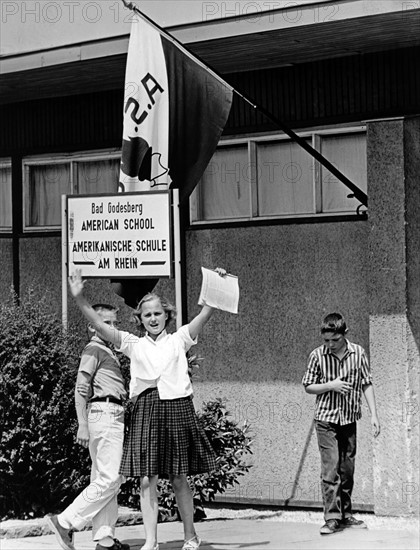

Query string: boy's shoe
[320,519,341,535]
[182,536,201,550]
[341,516,368,529]
[45,514,75,550]
[95,539,130,550]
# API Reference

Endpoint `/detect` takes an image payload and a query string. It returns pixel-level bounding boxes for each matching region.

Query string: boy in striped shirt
[302,313,380,535]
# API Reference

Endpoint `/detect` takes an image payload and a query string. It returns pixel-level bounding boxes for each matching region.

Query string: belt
[90,396,123,406]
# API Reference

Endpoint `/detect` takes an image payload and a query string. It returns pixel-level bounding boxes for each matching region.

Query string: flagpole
[61,194,68,332]
[172,189,183,329]
[120,0,367,207]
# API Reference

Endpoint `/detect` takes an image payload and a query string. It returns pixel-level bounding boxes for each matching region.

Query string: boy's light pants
[59,402,125,541]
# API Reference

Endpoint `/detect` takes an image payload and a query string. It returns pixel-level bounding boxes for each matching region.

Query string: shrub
[0,288,89,519]
[192,397,253,504]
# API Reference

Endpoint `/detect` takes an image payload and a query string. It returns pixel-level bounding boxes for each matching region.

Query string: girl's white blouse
[116,325,197,400]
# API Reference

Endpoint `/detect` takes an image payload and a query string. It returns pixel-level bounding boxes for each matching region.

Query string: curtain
[257,140,314,216]
[26,164,71,227]
[199,145,251,220]
[321,134,367,212]
[77,159,120,195]
[0,165,12,228]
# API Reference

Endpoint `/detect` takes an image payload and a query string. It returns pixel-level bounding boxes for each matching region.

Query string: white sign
[67,191,172,278]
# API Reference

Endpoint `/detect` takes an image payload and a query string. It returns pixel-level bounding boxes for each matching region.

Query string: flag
[114,12,233,308]
[119,13,233,203]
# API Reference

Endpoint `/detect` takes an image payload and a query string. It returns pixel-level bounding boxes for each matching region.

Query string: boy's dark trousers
[315,420,357,521]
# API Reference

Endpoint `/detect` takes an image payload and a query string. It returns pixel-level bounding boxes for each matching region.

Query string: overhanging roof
[0,0,419,105]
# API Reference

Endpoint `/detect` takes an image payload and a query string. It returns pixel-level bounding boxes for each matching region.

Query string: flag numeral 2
[125,98,148,125]
[125,73,165,128]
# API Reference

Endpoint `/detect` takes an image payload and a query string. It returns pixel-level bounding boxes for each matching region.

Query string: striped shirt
[302,340,372,425]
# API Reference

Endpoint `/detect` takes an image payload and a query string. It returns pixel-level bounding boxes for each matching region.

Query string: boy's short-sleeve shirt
[79,338,127,401]
[115,324,197,400]
[302,339,372,424]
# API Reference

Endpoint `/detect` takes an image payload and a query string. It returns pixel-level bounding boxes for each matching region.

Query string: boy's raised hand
[69,269,85,299]
[331,377,352,394]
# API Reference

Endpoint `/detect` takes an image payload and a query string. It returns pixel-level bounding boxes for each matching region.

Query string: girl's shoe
[182,536,201,550]
[140,545,159,550]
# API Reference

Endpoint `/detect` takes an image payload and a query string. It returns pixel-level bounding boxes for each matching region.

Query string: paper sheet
[198,267,239,314]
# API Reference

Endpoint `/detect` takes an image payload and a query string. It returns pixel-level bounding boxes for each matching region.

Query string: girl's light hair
[132,293,176,329]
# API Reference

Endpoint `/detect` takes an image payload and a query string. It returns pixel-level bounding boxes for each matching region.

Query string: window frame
[190,124,367,225]
[22,149,121,232]
[0,158,13,232]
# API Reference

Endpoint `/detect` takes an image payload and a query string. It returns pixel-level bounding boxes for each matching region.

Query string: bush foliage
[0,291,253,521]
[0,288,89,519]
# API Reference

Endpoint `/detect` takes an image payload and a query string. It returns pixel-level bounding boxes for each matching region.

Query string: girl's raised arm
[188,268,227,340]
[188,304,215,341]
[68,270,122,347]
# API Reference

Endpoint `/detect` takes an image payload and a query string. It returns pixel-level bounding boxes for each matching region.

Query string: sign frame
[66,190,173,279]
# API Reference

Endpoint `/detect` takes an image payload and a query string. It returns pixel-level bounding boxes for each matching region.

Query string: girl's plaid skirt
[120,387,216,477]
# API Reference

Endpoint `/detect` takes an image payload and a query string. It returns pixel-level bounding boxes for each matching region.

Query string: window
[257,139,313,216]
[195,145,250,220]
[23,151,121,230]
[190,127,367,223]
[320,133,367,213]
[0,160,12,230]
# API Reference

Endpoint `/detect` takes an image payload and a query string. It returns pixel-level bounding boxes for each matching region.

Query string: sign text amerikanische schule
[67,191,172,278]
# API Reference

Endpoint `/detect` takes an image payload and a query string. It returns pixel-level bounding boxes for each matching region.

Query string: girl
[69,269,226,550]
